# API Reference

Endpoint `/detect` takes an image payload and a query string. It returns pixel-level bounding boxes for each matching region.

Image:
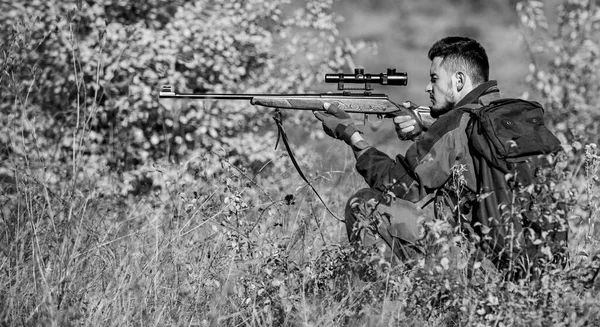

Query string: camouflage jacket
[354,81,501,225]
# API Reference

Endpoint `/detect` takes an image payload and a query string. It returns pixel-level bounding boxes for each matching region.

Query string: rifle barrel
[159,91,389,100]
[159,85,390,102]
[159,93,325,99]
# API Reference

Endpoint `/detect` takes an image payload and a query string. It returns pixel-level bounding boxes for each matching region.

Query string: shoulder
[413,109,470,152]
[406,109,470,166]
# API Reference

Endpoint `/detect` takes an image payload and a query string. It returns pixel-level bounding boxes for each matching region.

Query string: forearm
[351,140,422,202]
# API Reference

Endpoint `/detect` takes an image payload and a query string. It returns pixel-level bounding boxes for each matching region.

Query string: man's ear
[454,72,466,92]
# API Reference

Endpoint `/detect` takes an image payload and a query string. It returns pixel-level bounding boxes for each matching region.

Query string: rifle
[158,68,426,222]
[159,68,426,138]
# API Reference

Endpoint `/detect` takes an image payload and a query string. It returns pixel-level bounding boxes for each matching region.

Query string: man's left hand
[314,102,361,145]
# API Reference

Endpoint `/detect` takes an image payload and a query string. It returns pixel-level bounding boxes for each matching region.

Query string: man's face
[426,56,457,118]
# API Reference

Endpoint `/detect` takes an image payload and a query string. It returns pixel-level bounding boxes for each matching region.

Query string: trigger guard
[365,114,384,123]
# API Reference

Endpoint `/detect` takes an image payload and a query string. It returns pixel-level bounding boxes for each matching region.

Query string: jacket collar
[454,80,500,108]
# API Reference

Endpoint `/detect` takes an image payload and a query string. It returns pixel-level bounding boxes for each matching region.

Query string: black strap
[272,110,344,223]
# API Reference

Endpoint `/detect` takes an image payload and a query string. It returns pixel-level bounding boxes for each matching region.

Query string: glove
[394,115,418,141]
[394,101,432,140]
[314,102,361,145]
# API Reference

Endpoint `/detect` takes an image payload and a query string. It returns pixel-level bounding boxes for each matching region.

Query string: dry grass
[2,140,600,326]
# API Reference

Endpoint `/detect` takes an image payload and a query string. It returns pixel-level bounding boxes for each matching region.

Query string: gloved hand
[394,101,434,140]
[314,102,361,145]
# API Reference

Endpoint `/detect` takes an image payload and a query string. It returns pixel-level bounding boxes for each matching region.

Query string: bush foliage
[1,0,599,326]
[518,0,600,145]
[1,0,360,178]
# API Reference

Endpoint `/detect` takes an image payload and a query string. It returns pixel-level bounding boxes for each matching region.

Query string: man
[314,36,565,273]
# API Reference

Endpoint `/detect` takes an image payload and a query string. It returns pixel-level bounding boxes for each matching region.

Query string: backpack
[462,99,567,278]
[463,99,561,181]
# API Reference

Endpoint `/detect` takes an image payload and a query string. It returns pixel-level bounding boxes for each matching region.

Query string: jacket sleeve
[355,111,470,203]
[355,147,422,202]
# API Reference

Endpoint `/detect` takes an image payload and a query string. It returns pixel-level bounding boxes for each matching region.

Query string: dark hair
[428,36,489,85]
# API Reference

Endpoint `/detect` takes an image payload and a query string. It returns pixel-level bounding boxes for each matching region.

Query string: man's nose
[425,82,432,93]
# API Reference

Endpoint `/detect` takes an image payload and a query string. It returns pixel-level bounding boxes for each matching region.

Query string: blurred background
[332,0,560,154]
[338,0,532,103]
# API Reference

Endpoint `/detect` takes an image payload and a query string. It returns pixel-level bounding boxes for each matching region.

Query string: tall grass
[4,146,600,326]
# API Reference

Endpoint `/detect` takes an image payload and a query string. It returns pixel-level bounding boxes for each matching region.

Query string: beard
[429,102,454,118]
[429,84,456,118]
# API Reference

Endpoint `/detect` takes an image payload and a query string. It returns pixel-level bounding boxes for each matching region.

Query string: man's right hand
[394,101,435,140]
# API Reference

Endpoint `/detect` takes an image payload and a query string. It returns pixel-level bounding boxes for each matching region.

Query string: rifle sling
[272,110,344,223]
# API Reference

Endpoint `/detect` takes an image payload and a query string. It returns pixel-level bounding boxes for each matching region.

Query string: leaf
[440,257,449,270]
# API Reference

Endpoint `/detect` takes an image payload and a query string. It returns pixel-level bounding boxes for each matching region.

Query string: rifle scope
[325,68,407,86]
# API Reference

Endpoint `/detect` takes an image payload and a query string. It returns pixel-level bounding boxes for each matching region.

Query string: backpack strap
[459,103,481,111]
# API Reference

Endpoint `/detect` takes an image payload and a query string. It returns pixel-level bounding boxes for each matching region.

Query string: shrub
[1,0,362,180]
[517,0,600,145]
